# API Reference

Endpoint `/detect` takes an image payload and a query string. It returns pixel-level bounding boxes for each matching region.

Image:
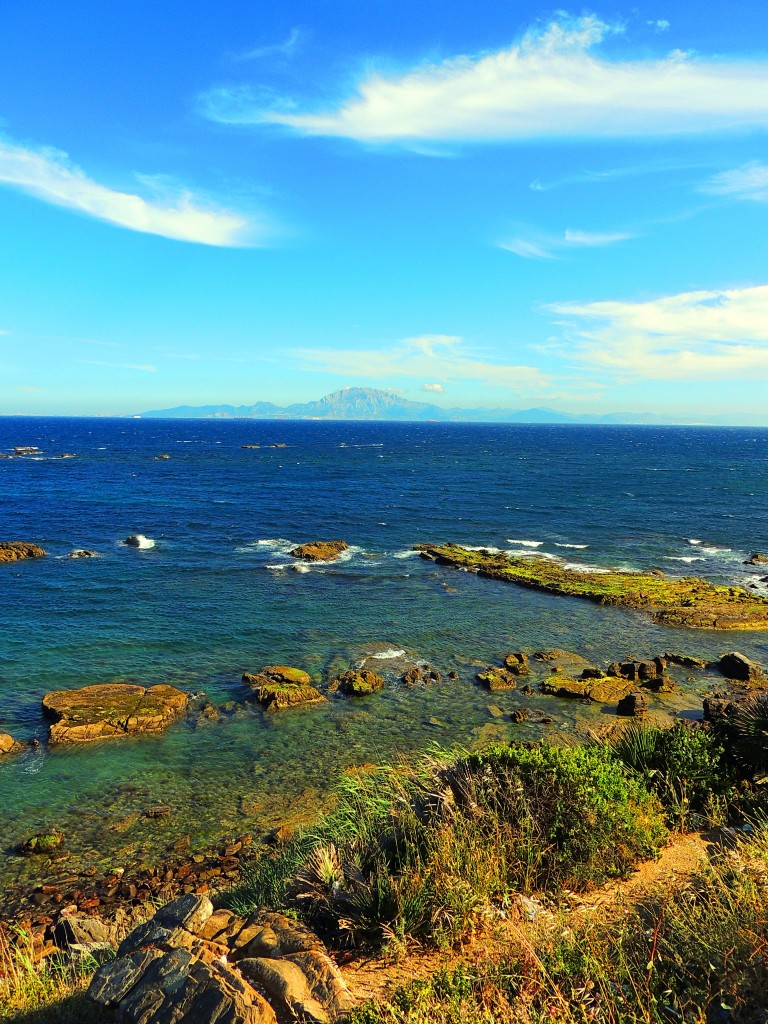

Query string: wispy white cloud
[236,28,305,62]
[421,382,445,393]
[295,334,555,392]
[647,19,671,32]
[203,15,768,144]
[81,360,157,372]
[550,284,768,379]
[500,226,633,259]
[0,135,263,246]
[703,162,768,202]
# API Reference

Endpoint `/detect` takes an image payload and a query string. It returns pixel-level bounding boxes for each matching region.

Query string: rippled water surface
[1,418,767,889]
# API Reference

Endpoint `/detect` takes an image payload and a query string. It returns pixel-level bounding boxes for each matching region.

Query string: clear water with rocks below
[1,418,766,892]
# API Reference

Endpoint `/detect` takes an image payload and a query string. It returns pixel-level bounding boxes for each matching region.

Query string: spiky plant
[732,692,768,776]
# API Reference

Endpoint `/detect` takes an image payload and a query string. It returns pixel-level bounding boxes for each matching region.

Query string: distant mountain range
[142,387,672,424]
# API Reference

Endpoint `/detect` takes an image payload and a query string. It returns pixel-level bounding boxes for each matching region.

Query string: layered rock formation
[42,683,188,744]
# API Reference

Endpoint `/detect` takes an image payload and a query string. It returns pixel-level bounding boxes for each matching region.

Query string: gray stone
[717,652,763,684]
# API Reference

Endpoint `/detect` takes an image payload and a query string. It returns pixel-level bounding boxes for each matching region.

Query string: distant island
[142,387,673,424]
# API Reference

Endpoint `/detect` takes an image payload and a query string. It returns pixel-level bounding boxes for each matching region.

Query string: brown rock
[42,683,188,744]
[243,667,325,711]
[67,549,98,558]
[717,651,764,684]
[476,667,518,691]
[290,541,349,562]
[503,651,530,674]
[0,733,23,756]
[0,541,46,563]
[540,676,632,703]
[238,958,328,1023]
[401,667,423,686]
[617,692,648,717]
[745,552,768,565]
[510,708,531,723]
[330,669,384,696]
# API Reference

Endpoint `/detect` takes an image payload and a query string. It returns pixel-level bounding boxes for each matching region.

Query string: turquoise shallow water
[1,418,767,892]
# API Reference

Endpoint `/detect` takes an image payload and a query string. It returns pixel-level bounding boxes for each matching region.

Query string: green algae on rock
[290,540,349,562]
[243,666,326,711]
[328,669,385,696]
[42,683,189,744]
[0,541,46,563]
[416,543,768,630]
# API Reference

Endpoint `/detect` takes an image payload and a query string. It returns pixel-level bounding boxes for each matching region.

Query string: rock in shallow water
[0,733,23,756]
[0,541,46,563]
[42,683,188,744]
[242,666,325,711]
[290,540,349,562]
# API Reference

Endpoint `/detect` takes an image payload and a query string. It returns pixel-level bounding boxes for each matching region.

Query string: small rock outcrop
[0,733,23,756]
[88,895,354,1024]
[664,652,707,669]
[42,683,188,744]
[617,693,648,717]
[745,553,768,565]
[476,667,518,692]
[717,652,764,684]
[0,541,46,563]
[243,666,326,711]
[503,652,530,674]
[540,675,632,703]
[328,669,384,696]
[67,549,98,558]
[290,541,349,562]
[19,830,65,856]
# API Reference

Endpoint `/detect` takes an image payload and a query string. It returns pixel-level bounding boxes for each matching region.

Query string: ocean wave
[254,538,295,550]
[555,543,589,549]
[369,648,406,659]
[687,539,703,545]
[393,549,420,559]
[293,563,311,573]
[664,556,705,563]
[700,546,732,555]
[124,534,155,550]
[464,545,502,553]
[507,538,543,547]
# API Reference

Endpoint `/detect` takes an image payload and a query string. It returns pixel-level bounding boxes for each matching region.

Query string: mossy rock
[20,830,64,856]
[243,666,325,711]
[332,669,385,696]
[477,667,517,691]
[290,540,349,562]
[42,683,188,744]
[541,675,632,703]
[259,665,312,686]
[0,541,46,563]
[415,543,768,630]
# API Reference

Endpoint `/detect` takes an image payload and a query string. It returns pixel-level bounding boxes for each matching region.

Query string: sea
[1,417,767,894]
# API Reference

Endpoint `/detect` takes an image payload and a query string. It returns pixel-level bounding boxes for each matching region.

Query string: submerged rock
[243,666,325,711]
[42,683,188,744]
[664,652,708,669]
[0,541,46,563]
[503,651,530,674]
[290,540,349,562]
[19,830,65,856]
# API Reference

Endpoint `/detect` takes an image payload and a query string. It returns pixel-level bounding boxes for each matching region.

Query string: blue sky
[1,0,768,420]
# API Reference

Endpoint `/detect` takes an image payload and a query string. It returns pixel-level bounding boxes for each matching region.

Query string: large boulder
[0,541,46,563]
[42,683,188,744]
[717,652,764,684]
[243,667,325,711]
[88,897,353,1024]
[476,667,518,691]
[290,541,349,562]
[540,676,632,703]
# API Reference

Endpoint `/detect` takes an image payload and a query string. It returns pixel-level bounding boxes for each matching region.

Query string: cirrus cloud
[203,15,768,145]
[703,162,768,202]
[0,135,265,246]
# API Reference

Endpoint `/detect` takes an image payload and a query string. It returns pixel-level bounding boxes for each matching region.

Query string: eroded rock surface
[0,541,46,563]
[717,651,764,684]
[0,733,23,756]
[328,669,384,696]
[243,666,326,711]
[290,541,349,562]
[42,683,188,744]
[88,895,354,1024]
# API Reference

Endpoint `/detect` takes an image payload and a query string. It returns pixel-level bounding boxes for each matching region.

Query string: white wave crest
[507,538,542,547]
[393,549,420,559]
[125,534,155,549]
[370,648,406,659]
[664,556,705,563]
[687,539,703,545]
[555,543,589,549]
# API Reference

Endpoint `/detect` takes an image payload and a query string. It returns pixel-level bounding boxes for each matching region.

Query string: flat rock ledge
[243,666,326,711]
[0,541,46,563]
[88,893,354,1024]
[290,540,349,562]
[42,683,188,744]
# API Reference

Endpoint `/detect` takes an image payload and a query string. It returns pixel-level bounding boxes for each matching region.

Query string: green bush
[223,743,667,948]
[611,722,734,825]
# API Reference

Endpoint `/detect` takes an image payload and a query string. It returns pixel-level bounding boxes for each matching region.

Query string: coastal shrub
[0,927,110,1022]
[610,721,734,826]
[731,692,768,775]
[225,744,666,948]
[350,822,768,1024]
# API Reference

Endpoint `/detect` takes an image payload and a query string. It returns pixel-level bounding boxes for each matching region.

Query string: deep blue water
[1,418,767,890]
